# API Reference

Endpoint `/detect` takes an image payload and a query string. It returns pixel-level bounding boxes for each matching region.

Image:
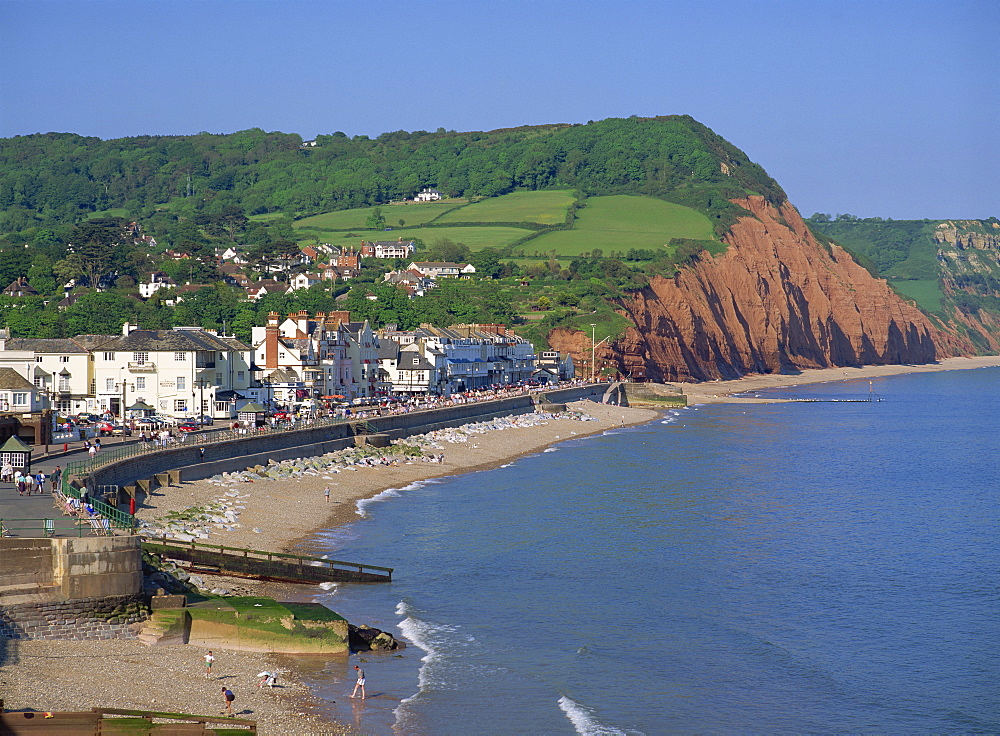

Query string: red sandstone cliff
[550,196,975,382]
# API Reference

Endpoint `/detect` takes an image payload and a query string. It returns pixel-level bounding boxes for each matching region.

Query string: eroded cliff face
[550,196,974,383]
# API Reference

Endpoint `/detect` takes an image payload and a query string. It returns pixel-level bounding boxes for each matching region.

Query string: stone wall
[0,594,148,640]
[0,536,142,603]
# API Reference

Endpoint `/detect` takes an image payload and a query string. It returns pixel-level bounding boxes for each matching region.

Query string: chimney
[265,311,280,369]
[122,322,138,336]
[297,310,309,337]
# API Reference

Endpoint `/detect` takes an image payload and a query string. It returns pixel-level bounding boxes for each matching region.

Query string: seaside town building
[250,311,379,408]
[92,324,252,419]
[375,323,536,395]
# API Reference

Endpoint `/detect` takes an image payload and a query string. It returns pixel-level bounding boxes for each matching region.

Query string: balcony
[128,362,156,372]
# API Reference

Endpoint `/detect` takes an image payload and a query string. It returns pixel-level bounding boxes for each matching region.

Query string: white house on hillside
[414,188,442,202]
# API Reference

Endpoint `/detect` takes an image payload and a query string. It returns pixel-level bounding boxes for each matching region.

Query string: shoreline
[677,355,1000,405]
[3,356,998,734]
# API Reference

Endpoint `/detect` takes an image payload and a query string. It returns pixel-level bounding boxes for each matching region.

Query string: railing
[142,537,393,582]
[0,517,92,537]
[60,473,137,532]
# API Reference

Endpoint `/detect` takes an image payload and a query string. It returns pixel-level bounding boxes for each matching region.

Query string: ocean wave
[395,600,474,692]
[543,447,558,453]
[558,694,629,735]
[354,479,441,518]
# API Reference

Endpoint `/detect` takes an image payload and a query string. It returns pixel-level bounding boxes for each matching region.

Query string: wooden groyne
[142,538,393,584]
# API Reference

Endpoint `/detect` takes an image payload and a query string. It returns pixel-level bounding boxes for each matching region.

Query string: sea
[290,367,1000,735]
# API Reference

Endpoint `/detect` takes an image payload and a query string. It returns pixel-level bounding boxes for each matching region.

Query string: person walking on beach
[221,687,235,717]
[350,664,366,699]
[324,487,330,503]
[204,650,215,678]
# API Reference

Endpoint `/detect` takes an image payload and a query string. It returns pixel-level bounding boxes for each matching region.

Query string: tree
[426,238,471,264]
[365,207,386,230]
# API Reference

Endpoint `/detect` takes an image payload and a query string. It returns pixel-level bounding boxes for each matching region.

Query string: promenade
[0,380,596,538]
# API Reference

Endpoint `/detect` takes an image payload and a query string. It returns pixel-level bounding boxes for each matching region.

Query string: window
[237,371,245,381]
[11,393,27,406]
[176,376,186,390]
[60,356,69,363]
[33,377,42,388]
[413,358,419,365]
[56,399,72,411]
[175,352,187,361]
[136,376,145,390]
[104,352,114,361]
[133,352,148,363]
[216,373,222,384]
[58,378,70,392]
[105,378,115,391]
[35,356,42,362]
[174,399,187,412]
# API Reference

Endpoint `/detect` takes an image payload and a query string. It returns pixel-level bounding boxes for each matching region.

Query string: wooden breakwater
[142,538,393,584]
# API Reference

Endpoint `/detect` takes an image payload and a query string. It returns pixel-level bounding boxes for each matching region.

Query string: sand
[3,357,998,733]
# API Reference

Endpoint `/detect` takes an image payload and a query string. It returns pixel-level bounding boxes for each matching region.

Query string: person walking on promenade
[221,687,235,717]
[1,461,12,483]
[199,447,205,462]
[16,474,26,496]
[34,472,45,495]
[50,466,61,492]
[204,650,215,678]
[350,664,366,699]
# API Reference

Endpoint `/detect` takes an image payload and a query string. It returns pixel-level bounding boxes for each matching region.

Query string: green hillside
[295,200,462,231]
[527,195,715,257]
[436,190,577,225]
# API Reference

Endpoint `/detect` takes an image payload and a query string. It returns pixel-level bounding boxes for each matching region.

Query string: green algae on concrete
[185,596,349,654]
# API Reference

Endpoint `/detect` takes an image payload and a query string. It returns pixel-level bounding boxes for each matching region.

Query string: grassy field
[436,190,576,225]
[295,201,462,231]
[87,208,130,220]
[296,225,532,250]
[890,279,943,312]
[525,195,715,256]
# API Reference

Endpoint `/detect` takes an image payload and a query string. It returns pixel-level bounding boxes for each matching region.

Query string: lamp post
[194,379,209,423]
[116,381,134,420]
[590,324,596,383]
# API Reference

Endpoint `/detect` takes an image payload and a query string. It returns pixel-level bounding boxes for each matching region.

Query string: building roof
[4,338,90,354]
[0,367,35,391]
[99,328,251,353]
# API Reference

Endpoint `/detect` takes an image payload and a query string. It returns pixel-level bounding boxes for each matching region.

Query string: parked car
[177,422,199,433]
[97,422,130,437]
[186,414,214,425]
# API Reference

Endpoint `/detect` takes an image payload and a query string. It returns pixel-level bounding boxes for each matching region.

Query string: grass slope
[436,190,576,225]
[298,224,532,250]
[525,195,715,256]
[295,200,462,231]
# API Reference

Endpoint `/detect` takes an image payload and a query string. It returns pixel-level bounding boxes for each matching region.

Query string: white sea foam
[354,479,439,518]
[558,694,629,735]
[318,581,337,591]
[543,447,558,453]
[355,488,401,517]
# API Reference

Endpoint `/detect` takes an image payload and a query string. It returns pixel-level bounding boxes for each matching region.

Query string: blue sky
[2,0,997,219]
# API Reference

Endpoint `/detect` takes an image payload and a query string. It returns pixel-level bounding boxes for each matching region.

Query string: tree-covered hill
[0,116,784,241]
